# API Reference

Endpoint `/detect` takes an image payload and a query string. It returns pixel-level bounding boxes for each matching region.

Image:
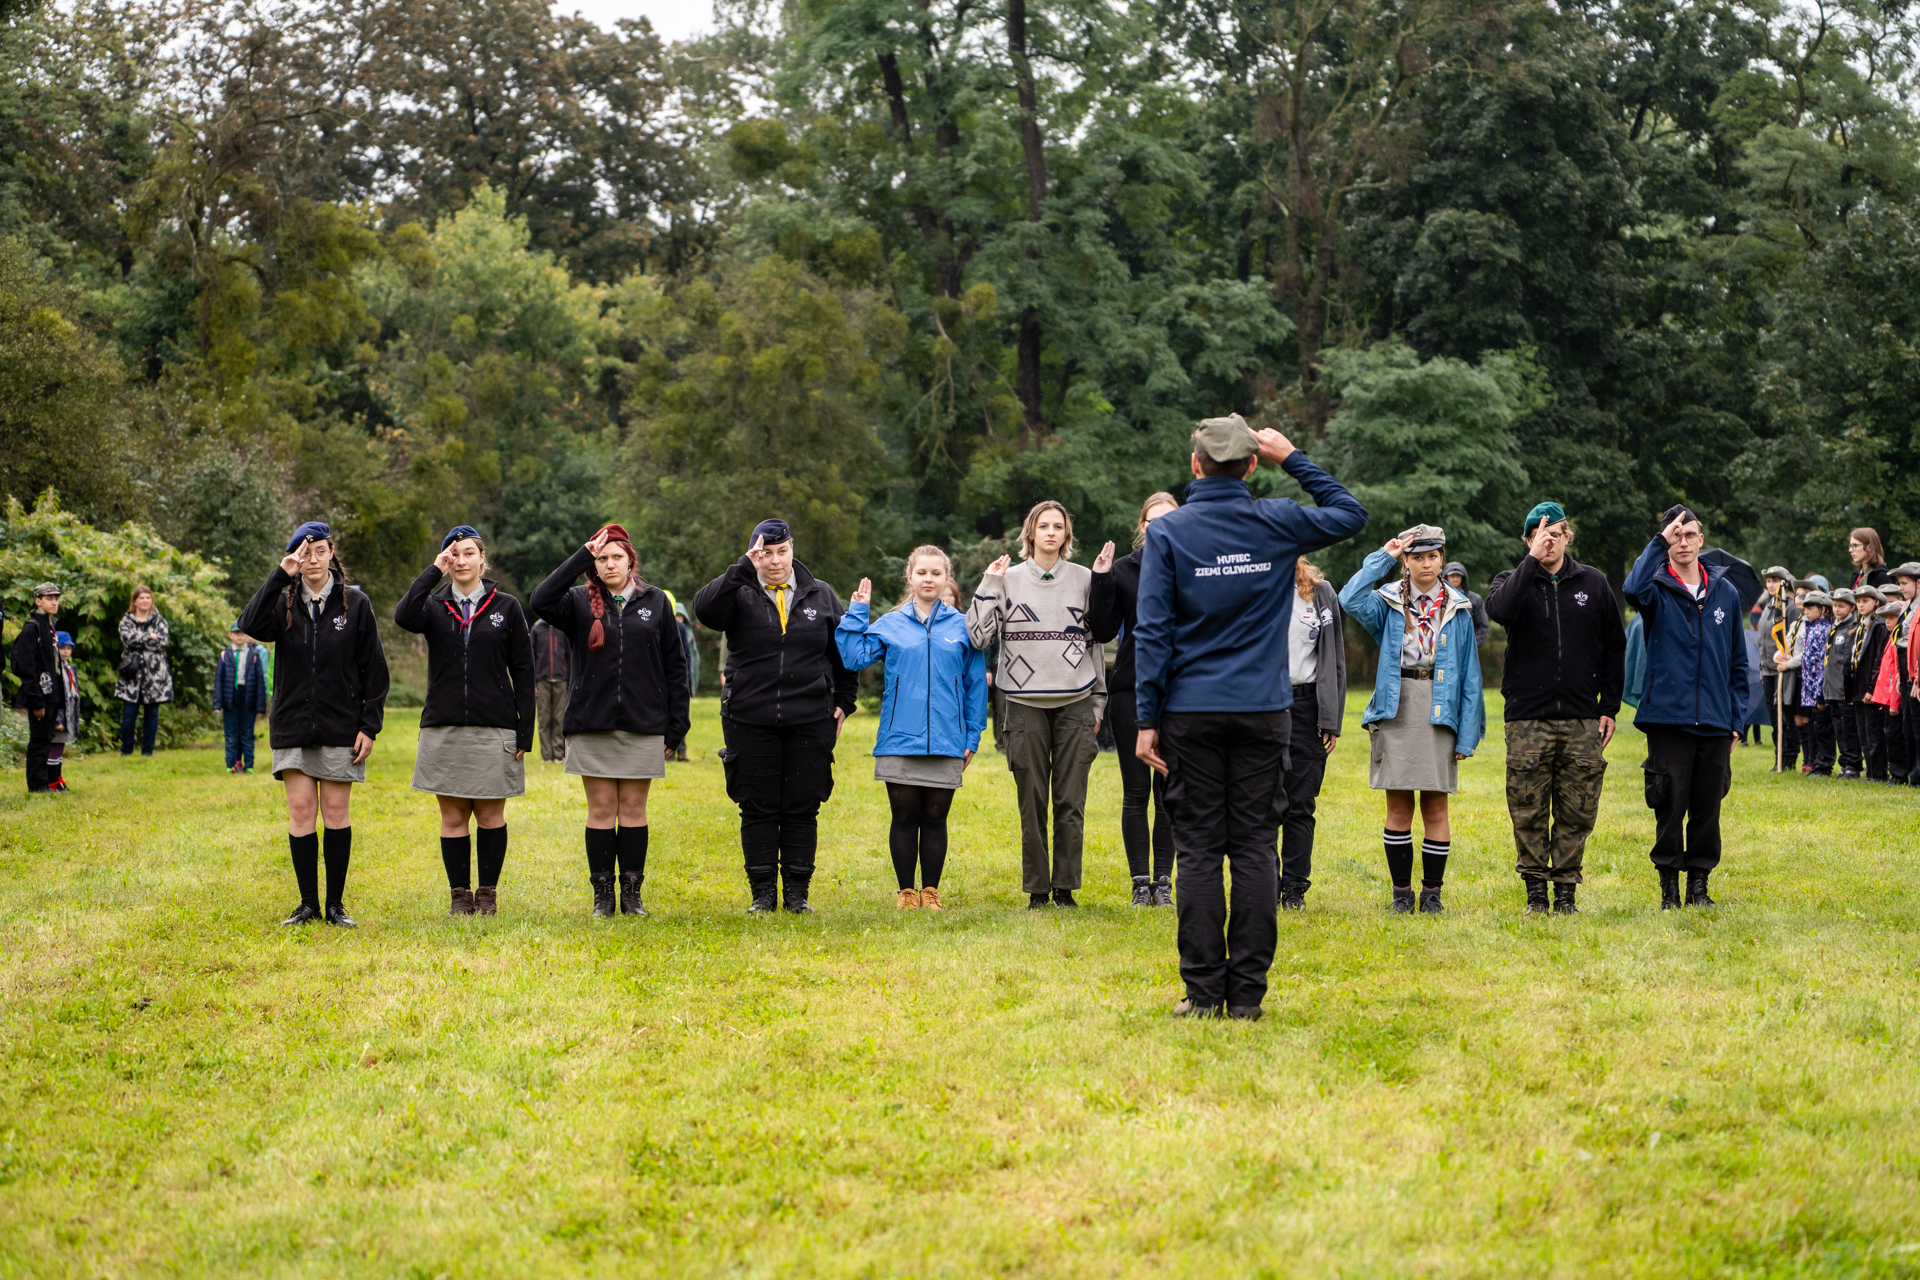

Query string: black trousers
[1903,684,1920,781]
[1162,710,1288,1009]
[1108,694,1170,881]
[1640,725,1730,872]
[721,716,836,875]
[25,709,54,792]
[1886,693,1912,783]
[1835,701,1863,773]
[1854,702,1889,780]
[1799,703,1836,774]
[1279,686,1329,891]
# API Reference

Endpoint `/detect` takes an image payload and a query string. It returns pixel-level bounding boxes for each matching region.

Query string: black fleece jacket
[394,568,537,752]
[531,547,690,742]
[10,611,60,711]
[1486,553,1626,721]
[1087,549,1146,694]
[238,566,390,749]
[693,556,856,727]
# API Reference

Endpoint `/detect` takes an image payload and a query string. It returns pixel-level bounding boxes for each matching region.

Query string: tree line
[3,0,1917,621]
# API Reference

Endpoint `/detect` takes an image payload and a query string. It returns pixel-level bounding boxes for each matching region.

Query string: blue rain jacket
[1339,549,1487,755]
[836,599,988,757]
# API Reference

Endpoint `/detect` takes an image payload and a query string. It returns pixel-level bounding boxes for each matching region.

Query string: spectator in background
[671,600,699,761]
[11,582,63,795]
[1776,590,1834,775]
[1848,528,1894,591]
[1756,568,1799,770]
[214,623,271,774]
[532,617,570,763]
[47,631,80,793]
[1443,562,1491,650]
[115,585,173,756]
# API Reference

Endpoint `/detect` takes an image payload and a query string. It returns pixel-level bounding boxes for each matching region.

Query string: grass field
[2,693,1919,1278]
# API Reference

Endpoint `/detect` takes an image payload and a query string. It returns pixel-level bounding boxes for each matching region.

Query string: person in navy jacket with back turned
[1622,505,1750,910]
[1133,415,1367,1021]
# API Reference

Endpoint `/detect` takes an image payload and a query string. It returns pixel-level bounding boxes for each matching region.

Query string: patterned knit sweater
[966,559,1107,715]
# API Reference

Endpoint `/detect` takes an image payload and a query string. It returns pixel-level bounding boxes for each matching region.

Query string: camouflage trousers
[1506,718,1608,884]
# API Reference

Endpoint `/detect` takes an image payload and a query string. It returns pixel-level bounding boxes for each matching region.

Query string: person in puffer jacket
[837,547,988,912]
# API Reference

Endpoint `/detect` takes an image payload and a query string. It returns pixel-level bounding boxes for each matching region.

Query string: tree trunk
[1008,0,1048,443]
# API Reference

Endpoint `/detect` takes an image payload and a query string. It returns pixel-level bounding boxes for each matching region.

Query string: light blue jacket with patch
[836,599,988,758]
[1339,549,1486,755]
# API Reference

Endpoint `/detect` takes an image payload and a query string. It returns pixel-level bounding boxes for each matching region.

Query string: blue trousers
[120,701,159,755]
[222,708,258,769]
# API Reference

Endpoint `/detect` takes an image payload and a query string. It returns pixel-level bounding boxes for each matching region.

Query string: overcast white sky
[559,0,714,41]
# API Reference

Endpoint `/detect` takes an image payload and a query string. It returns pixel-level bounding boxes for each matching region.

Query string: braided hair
[585,529,641,651]
[282,541,350,629]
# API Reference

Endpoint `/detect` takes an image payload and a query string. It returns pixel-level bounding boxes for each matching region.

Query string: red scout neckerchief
[1664,561,1710,595]
[444,586,498,635]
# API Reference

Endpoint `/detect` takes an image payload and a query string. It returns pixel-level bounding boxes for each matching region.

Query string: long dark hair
[282,541,352,629]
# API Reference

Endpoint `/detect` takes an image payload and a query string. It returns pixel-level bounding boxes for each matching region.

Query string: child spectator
[1825,591,1862,776]
[47,631,81,793]
[213,624,271,774]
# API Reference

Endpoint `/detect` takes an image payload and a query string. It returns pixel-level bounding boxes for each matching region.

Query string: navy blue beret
[750,518,792,547]
[285,521,331,553]
[441,524,482,550]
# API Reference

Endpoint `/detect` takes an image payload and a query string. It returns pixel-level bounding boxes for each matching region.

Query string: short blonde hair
[1020,500,1075,560]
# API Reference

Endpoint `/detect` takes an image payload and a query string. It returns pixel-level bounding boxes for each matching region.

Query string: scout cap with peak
[1831,588,1856,603]
[1398,524,1446,554]
[1191,414,1258,463]
[1893,561,1920,579]
[1879,600,1904,617]
[1856,584,1888,603]
[1801,590,1832,607]
[1763,564,1793,581]
[32,582,60,597]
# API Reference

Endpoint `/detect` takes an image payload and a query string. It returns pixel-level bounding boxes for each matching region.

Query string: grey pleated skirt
[564,730,666,780]
[874,754,967,789]
[411,724,525,798]
[272,745,365,784]
[1367,677,1458,793]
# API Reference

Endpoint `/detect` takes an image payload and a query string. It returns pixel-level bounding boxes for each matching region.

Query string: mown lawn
[2,693,1918,1278]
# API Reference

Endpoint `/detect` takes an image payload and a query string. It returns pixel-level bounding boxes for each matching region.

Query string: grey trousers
[1004,696,1098,893]
[535,679,568,762]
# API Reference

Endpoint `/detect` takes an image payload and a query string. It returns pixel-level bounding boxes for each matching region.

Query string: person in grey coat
[115,585,174,756]
[1279,557,1347,909]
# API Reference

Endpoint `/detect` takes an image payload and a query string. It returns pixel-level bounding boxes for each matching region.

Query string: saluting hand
[280,538,311,577]
[1254,427,1296,464]
[851,577,872,605]
[1092,541,1116,573]
[585,527,611,555]
[985,554,1011,576]
[1382,536,1408,560]
[1661,511,1693,546]
[746,535,770,569]
[433,546,457,576]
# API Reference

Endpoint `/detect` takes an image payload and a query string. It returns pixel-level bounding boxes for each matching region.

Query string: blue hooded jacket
[1133,452,1368,724]
[1621,537,1751,735]
[837,599,988,758]
[1339,549,1486,755]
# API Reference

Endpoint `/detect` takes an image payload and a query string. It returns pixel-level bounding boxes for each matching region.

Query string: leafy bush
[1,492,232,750]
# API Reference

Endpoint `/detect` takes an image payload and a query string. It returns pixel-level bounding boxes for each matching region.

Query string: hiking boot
[1418,885,1445,914]
[897,887,920,910]
[1552,882,1579,915]
[324,902,357,929]
[746,870,779,915]
[1028,893,1050,910]
[1226,1005,1264,1021]
[782,871,816,914]
[1686,869,1716,908]
[473,886,497,916]
[281,901,322,926]
[1279,879,1307,911]
[619,871,648,917]
[1130,876,1152,907]
[1525,879,1550,916]
[1052,888,1078,908]
[1151,877,1173,907]
[449,886,475,917]
[1659,868,1682,910]
[1171,998,1222,1019]
[1390,886,1416,914]
[918,886,942,911]
[590,872,617,918]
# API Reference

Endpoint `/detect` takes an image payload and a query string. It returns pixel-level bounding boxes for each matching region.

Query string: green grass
[2,694,1919,1278]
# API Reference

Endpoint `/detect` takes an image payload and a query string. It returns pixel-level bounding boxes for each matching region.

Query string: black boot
[782,869,817,914]
[1524,879,1550,916]
[1390,886,1415,913]
[1052,888,1078,908]
[746,868,779,914]
[1279,879,1307,911]
[1130,876,1152,907]
[324,901,357,928]
[1151,876,1173,907]
[281,901,321,926]
[1028,892,1050,909]
[1418,885,1444,914]
[590,872,617,918]
[1659,868,1682,910]
[1552,882,1579,916]
[1686,869,1715,908]
[449,887,475,916]
[619,871,648,917]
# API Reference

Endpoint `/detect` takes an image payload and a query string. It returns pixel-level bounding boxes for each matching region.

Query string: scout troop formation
[15,419,1915,1016]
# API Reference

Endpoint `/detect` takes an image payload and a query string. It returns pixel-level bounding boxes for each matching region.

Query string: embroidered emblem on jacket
[1574,591,1589,606]
[1713,607,1726,625]
[488,612,504,626]
[333,616,348,631]
[803,607,818,621]
[639,607,653,620]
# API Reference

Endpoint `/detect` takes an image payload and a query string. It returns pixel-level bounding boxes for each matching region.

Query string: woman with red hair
[533,524,690,918]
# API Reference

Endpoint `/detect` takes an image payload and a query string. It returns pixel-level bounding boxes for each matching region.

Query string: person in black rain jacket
[395,525,537,918]
[238,522,390,928]
[1088,491,1180,908]
[11,583,64,795]
[533,524,688,918]
[693,518,858,915]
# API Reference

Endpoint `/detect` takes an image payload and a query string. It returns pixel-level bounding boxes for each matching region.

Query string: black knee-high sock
[322,826,352,905]
[441,834,472,888]
[289,831,320,905]
[615,825,648,878]
[1422,838,1450,888]
[1383,828,1414,888]
[476,825,507,887]
[585,826,617,876]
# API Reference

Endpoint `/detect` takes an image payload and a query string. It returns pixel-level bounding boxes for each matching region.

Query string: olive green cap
[1191,414,1258,463]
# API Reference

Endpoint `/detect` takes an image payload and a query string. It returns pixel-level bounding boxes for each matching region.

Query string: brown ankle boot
[896,887,920,910]
[918,886,942,911]
[473,886,497,916]
[450,886,475,916]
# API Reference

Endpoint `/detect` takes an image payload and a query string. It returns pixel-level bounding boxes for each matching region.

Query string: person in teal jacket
[837,546,989,911]
[1340,525,1486,914]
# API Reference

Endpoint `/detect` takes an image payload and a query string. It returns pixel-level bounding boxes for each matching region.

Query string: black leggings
[886,783,953,889]
[1110,696,1171,880]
